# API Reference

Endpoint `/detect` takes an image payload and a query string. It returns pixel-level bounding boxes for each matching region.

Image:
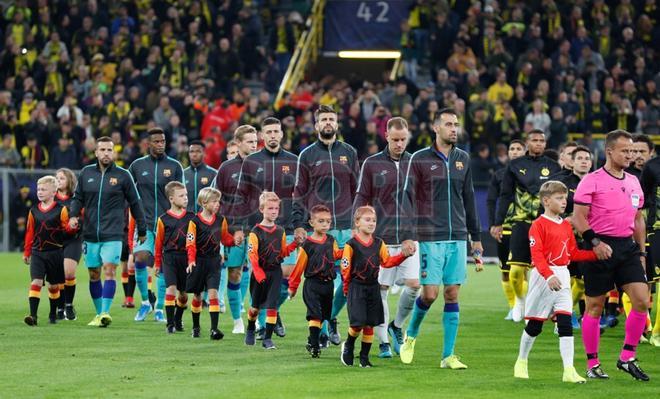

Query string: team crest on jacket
[455,161,464,170]
[282,165,291,174]
[339,155,348,165]
[541,167,550,177]
[163,169,172,177]
[109,177,118,185]
[201,177,209,184]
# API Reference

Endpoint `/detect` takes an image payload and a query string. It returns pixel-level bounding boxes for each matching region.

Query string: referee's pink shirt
[573,168,644,238]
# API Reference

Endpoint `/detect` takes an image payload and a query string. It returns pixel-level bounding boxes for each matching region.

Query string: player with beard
[184,140,217,213]
[488,140,525,320]
[129,128,185,323]
[292,105,359,347]
[353,117,417,358]
[398,108,483,369]
[236,117,298,338]
[69,137,147,327]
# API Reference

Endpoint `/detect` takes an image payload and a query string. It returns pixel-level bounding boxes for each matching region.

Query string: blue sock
[321,320,329,336]
[442,303,460,358]
[258,309,266,328]
[227,281,242,320]
[330,282,346,319]
[277,278,289,310]
[406,297,431,338]
[89,280,102,314]
[218,266,228,306]
[240,265,250,303]
[135,261,149,302]
[101,279,116,314]
[155,274,166,311]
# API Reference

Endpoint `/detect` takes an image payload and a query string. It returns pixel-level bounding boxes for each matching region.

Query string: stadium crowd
[1,0,659,245]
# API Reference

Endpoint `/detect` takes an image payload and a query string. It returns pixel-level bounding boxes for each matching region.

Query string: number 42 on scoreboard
[356,1,390,23]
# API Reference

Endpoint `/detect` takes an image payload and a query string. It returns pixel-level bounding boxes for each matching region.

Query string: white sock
[394,286,419,328]
[142,300,150,306]
[518,331,536,360]
[559,336,574,368]
[376,289,389,344]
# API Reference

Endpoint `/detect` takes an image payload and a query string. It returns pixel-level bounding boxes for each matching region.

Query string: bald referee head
[572,130,650,380]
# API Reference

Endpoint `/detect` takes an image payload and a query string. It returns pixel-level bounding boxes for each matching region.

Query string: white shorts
[525,266,572,321]
[378,242,421,286]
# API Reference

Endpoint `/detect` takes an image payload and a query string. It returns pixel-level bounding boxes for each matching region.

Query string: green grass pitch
[1,253,657,398]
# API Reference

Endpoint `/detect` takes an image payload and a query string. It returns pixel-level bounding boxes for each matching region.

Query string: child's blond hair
[259,191,281,209]
[539,180,568,200]
[354,205,377,225]
[197,187,221,206]
[37,175,58,189]
[165,181,186,199]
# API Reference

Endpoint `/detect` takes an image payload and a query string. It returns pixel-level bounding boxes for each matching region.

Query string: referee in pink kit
[573,130,650,381]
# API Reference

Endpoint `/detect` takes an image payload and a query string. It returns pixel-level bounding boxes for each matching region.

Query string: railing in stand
[274,0,326,110]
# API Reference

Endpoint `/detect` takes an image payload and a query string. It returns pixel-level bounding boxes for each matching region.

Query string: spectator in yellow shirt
[487,71,514,105]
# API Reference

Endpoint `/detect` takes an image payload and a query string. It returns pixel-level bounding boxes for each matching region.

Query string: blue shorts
[84,241,123,268]
[419,241,467,286]
[225,241,247,268]
[282,234,298,266]
[133,230,155,255]
[329,229,352,249]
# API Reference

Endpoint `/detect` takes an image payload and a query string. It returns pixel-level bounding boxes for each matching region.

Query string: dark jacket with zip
[558,171,583,216]
[292,139,359,231]
[495,154,561,225]
[128,154,185,232]
[400,143,480,242]
[487,167,505,228]
[353,147,411,245]
[184,163,217,213]
[213,155,246,229]
[641,156,660,230]
[70,161,147,242]
[236,147,298,233]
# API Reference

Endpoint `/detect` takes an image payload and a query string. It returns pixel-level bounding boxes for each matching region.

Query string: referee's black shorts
[582,235,647,297]
[250,267,282,310]
[163,252,188,292]
[30,249,65,285]
[347,281,383,327]
[507,222,531,268]
[497,230,511,272]
[186,255,221,295]
[303,278,333,321]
